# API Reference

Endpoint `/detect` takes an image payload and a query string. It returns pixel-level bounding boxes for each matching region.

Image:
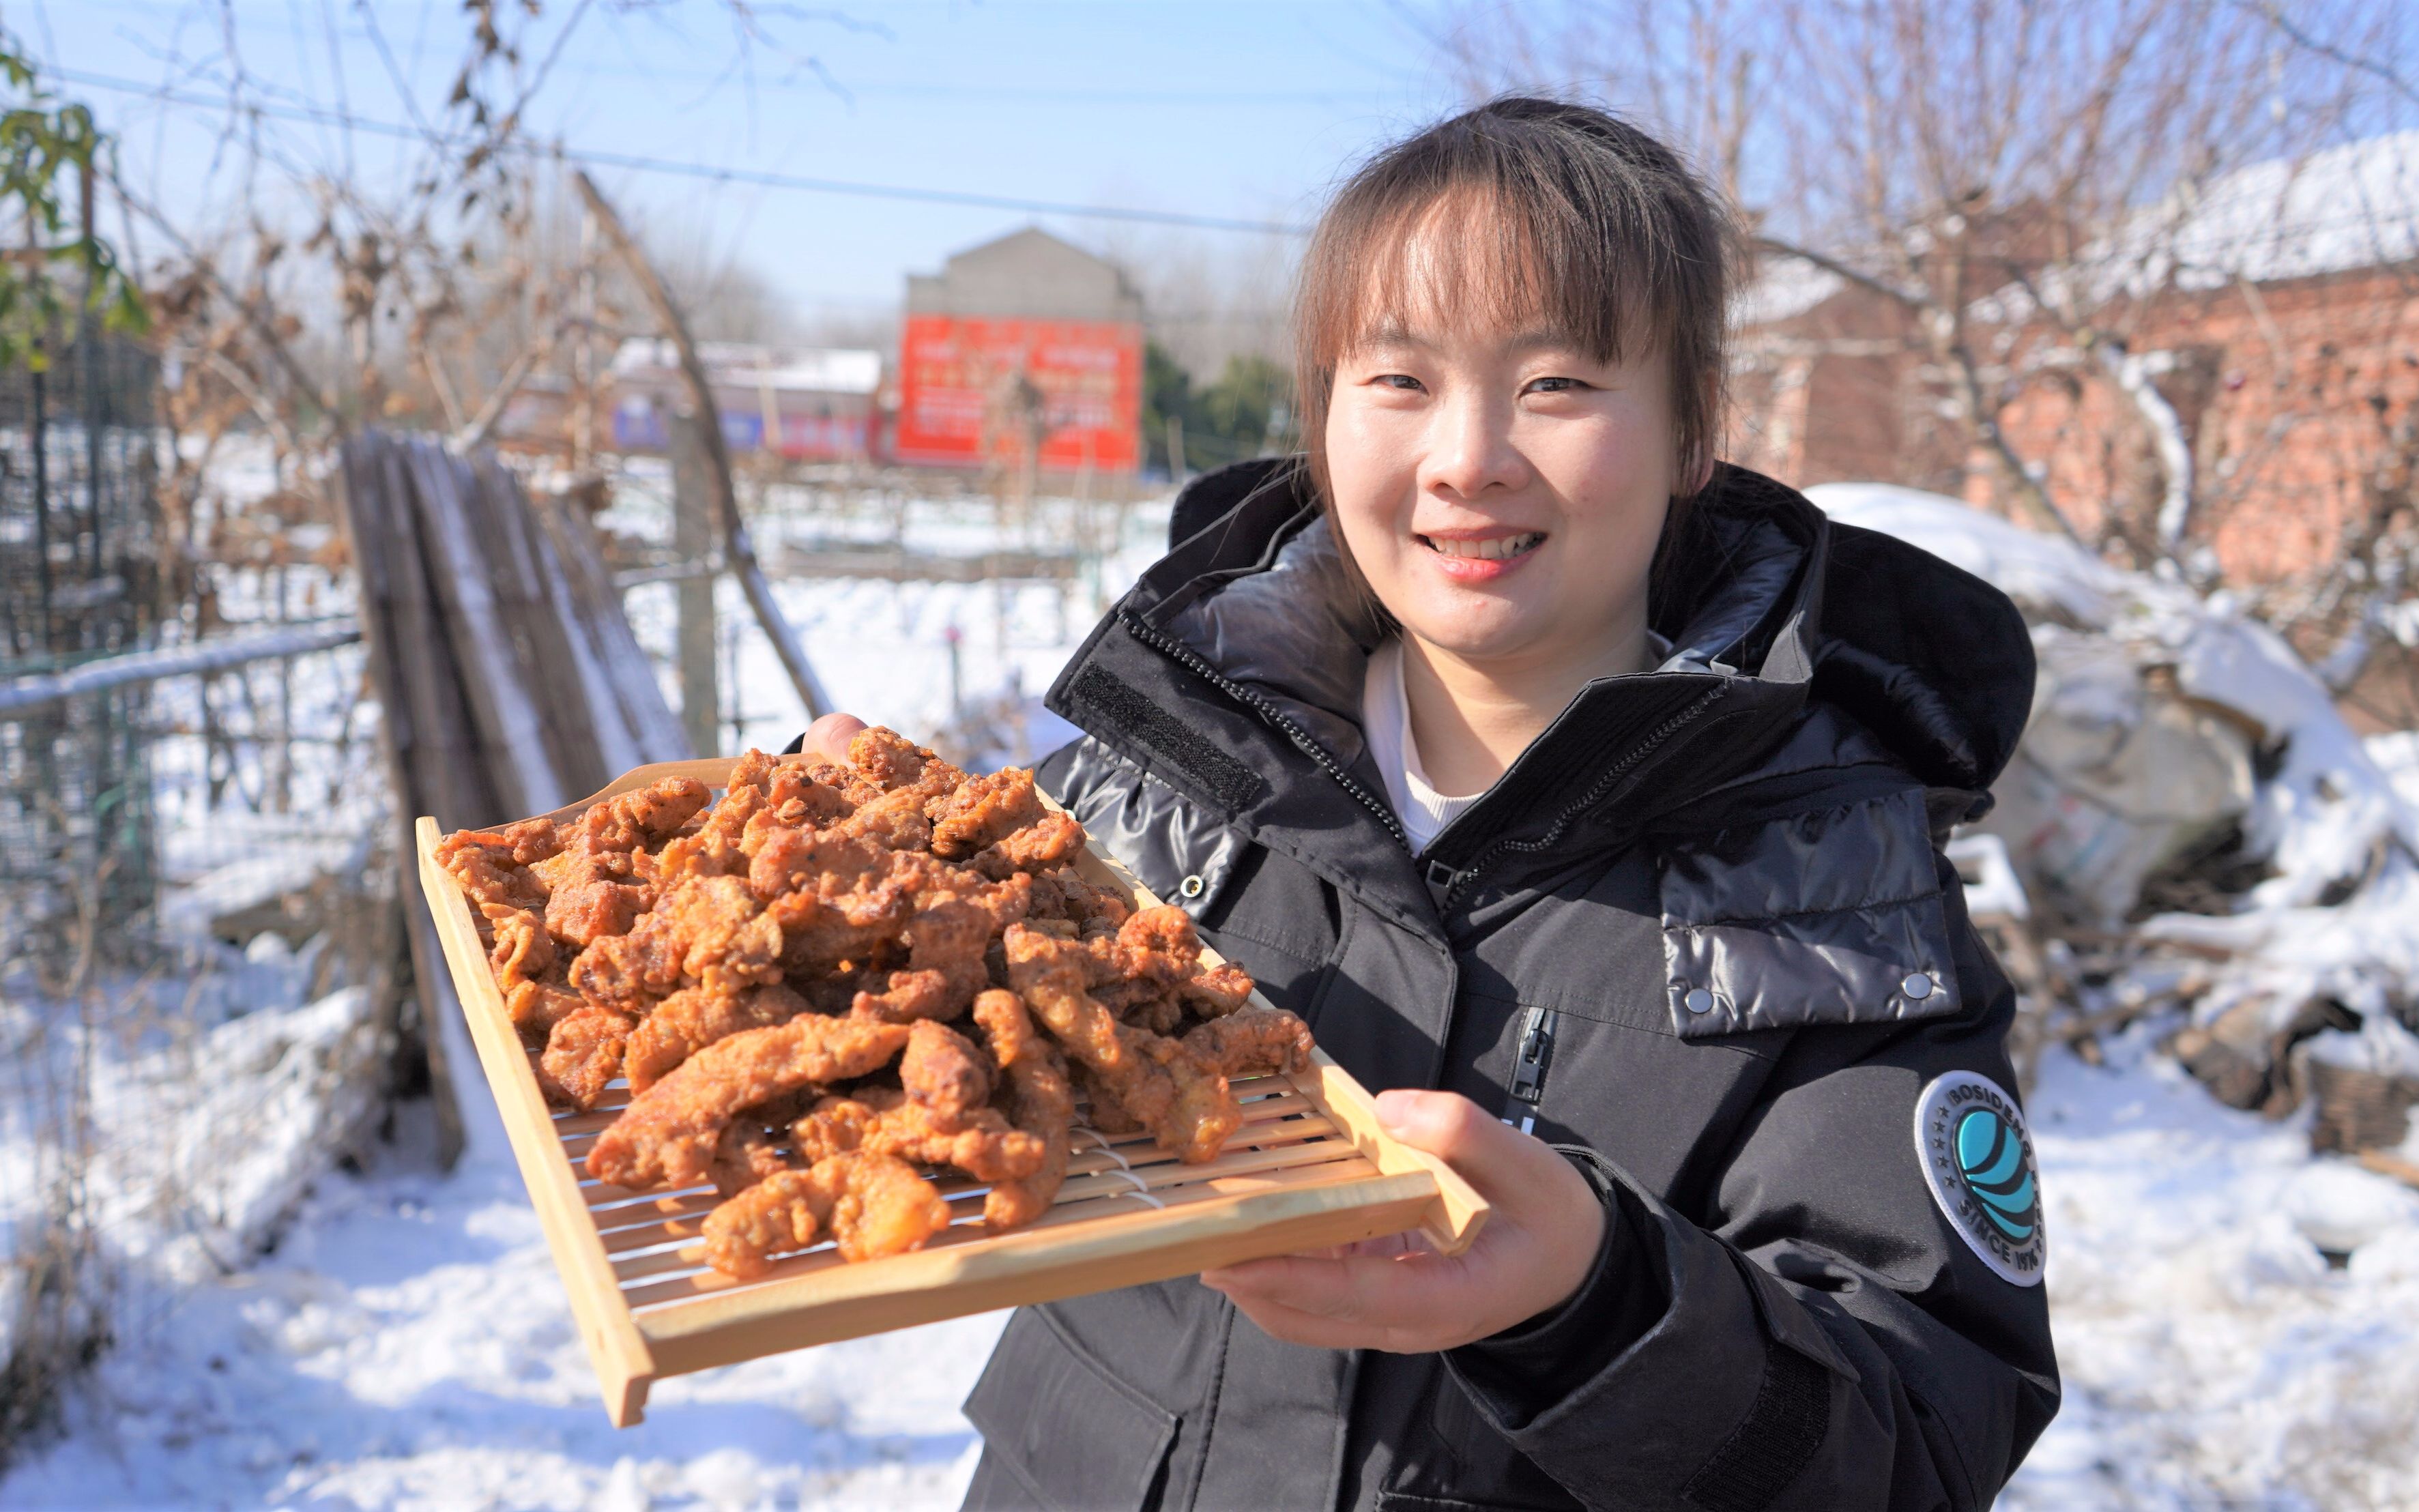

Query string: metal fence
[0,364,398,1461]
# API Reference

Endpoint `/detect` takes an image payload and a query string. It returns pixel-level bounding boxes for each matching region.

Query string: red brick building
[1730,132,2419,588]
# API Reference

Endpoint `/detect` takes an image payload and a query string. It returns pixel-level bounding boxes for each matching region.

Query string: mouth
[1417,531,1546,563]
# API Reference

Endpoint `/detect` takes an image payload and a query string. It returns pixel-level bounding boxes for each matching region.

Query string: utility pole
[667,410,723,756]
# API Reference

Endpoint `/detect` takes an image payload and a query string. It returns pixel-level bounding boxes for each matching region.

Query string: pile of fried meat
[435,729,1313,1277]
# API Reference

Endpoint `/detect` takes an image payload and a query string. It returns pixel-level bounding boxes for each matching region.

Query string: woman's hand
[1200,1089,1607,1353]
[799,711,867,762]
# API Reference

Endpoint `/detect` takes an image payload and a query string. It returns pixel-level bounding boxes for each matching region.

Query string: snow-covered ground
[10,1030,2417,1510]
[0,1086,1004,1511]
[8,473,2419,1508]
[2010,1036,2419,1511]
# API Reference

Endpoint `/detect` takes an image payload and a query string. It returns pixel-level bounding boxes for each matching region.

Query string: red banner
[893,315,1141,471]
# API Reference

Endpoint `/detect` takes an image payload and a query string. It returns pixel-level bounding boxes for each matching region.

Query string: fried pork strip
[899,1019,993,1120]
[585,1015,912,1191]
[790,1088,1045,1184]
[1182,1006,1314,1079]
[1002,922,1243,1163]
[703,1150,951,1275]
[570,776,712,855]
[540,1005,637,1110]
[568,873,783,1011]
[708,1119,792,1198]
[624,982,812,1094]
[972,989,1075,1230]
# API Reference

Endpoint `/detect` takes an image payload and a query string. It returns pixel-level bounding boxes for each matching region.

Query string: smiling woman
[922,96,2061,1512]
[1296,102,1733,795]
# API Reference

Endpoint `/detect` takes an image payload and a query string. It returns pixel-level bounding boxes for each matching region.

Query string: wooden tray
[415,753,1488,1425]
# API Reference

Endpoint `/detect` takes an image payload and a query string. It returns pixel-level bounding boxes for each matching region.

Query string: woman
[806,96,2057,1511]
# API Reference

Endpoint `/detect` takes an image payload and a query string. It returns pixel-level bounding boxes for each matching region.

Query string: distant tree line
[1142,340,1294,477]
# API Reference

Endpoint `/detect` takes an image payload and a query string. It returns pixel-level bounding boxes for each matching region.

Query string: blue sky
[27,1,1479,328]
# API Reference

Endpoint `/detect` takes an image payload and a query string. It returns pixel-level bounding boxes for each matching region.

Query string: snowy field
[5,476,2419,1508]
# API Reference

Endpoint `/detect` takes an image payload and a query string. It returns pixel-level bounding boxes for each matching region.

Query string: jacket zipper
[1503,1004,1559,1133]
[1438,685,1728,910]
[1118,612,1415,852]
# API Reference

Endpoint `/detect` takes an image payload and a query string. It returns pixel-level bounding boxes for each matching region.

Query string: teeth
[1425,533,1541,561]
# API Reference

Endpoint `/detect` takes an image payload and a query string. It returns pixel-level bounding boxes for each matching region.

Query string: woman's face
[1324,291,1680,677]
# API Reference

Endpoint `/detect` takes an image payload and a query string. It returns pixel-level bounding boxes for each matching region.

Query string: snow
[10,472,2419,1507]
[2003,1036,2419,1511]
[1819,480,2419,1507]
[1813,481,2419,911]
[0,1100,1003,1511]
[2123,130,2419,293]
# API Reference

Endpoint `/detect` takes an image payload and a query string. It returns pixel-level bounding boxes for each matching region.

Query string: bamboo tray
[415,753,1488,1425]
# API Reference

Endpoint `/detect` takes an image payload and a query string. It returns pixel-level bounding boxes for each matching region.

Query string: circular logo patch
[1913,1071,2045,1286]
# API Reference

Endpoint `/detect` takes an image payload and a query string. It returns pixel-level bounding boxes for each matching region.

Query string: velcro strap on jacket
[1068,663,1267,815]
[1681,1333,1832,1511]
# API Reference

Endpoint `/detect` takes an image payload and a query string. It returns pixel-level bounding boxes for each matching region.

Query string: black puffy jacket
[957,459,2059,1512]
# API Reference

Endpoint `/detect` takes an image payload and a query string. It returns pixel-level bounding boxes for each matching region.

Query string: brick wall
[1733,263,2419,585]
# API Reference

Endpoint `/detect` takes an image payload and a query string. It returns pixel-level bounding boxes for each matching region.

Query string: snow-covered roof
[1732,252,1846,327]
[2006,130,2419,312]
[609,338,882,396]
[2149,130,2419,289]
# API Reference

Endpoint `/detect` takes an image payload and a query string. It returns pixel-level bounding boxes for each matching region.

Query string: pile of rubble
[1814,484,2419,1183]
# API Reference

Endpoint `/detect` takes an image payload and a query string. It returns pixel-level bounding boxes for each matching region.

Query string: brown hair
[1292,97,1738,602]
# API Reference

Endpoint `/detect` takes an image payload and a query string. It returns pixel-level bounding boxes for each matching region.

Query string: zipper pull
[1503,1005,1559,1135]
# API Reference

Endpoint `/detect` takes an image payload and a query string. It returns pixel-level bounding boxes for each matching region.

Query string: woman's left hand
[1200,1088,1608,1353]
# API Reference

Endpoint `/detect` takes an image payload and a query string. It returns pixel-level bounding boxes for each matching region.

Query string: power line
[53,67,1314,237]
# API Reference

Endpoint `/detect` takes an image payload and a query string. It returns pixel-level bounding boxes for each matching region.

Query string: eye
[1524,375,1585,394]
[1373,373,1425,392]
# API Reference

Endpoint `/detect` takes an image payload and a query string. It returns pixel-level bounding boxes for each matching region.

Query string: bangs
[1292,98,1735,516]
[1306,179,1663,372]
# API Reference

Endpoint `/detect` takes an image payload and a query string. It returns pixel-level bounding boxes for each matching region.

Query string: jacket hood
[1146,456,2033,797]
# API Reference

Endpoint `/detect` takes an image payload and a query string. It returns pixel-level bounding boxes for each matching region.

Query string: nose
[1418,383,1526,502]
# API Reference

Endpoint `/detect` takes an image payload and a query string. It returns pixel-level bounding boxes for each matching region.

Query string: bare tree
[1430,0,2401,576]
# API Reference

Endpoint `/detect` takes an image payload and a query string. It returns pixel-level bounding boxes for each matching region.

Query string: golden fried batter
[849,727,961,797]
[1001,923,1131,1074]
[851,900,994,1023]
[701,1169,822,1277]
[1182,1006,1314,1079]
[927,768,1045,860]
[1183,961,1256,1017]
[648,875,785,995]
[1114,1026,1243,1164]
[573,776,710,854]
[541,856,653,948]
[899,1019,994,1120]
[790,1087,1045,1184]
[1073,1062,1145,1135]
[585,1016,912,1190]
[708,1119,792,1198]
[704,1150,949,1275]
[1002,922,1241,1162]
[624,982,813,1094]
[436,832,549,912]
[972,989,1075,1230]
[540,1005,636,1110]
[970,811,1087,877]
[443,730,1284,1271]
[506,976,585,1039]
[484,903,555,986]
